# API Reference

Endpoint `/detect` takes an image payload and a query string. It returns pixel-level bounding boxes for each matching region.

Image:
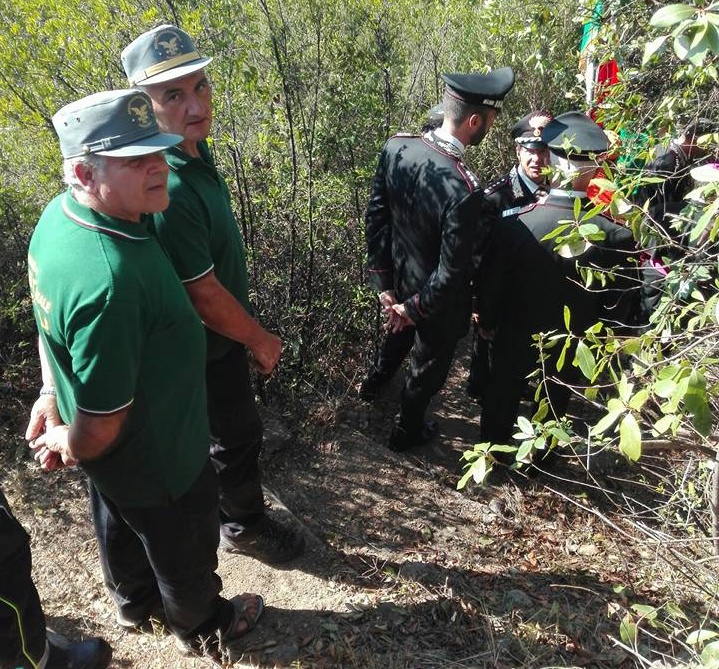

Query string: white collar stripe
[62,199,148,241]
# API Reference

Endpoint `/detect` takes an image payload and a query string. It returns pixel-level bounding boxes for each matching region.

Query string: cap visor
[96,131,184,157]
[138,57,213,86]
[516,140,547,149]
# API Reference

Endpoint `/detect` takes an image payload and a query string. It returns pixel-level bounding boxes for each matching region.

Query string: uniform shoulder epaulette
[515,201,541,217]
[457,160,481,191]
[484,174,511,196]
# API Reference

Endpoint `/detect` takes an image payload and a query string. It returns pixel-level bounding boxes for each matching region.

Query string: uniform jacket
[484,165,547,216]
[478,191,638,335]
[365,131,495,327]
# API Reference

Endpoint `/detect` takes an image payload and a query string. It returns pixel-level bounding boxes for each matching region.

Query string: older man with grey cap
[24,89,264,659]
[477,111,637,449]
[121,24,304,566]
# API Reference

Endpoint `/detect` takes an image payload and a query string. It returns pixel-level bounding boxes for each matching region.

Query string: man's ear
[467,113,481,130]
[73,161,95,191]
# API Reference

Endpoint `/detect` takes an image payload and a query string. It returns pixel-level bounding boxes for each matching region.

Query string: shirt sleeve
[68,298,142,414]
[154,184,214,283]
[365,145,395,293]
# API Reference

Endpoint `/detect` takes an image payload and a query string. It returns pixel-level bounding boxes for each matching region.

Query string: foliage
[0,0,581,399]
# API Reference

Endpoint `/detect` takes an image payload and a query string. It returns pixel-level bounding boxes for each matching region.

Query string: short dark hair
[442,90,493,125]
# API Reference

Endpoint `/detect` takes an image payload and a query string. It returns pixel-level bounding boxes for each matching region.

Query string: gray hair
[62,153,107,190]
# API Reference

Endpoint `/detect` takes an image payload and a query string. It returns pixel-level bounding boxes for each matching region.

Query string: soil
[1,337,713,669]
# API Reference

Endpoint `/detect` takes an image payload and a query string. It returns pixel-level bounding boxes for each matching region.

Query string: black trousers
[206,344,266,540]
[399,317,465,435]
[91,460,233,640]
[480,327,574,445]
[468,330,491,398]
[367,326,416,383]
[0,490,47,669]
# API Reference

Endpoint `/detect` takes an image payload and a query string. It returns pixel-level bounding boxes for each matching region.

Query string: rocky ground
[1,337,716,669]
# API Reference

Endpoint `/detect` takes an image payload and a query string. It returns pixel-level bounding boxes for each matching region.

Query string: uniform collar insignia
[427,129,464,158]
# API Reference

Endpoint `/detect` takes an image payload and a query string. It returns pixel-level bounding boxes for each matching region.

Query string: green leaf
[632,604,658,620]
[564,305,571,331]
[650,4,695,28]
[620,613,638,646]
[548,427,571,443]
[690,198,719,243]
[573,196,581,220]
[515,440,534,463]
[687,629,719,645]
[619,413,642,461]
[515,415,534,437]
[470,457,488,484]
[702,640,719,665]
[578,222,600,236]
[653,414,675,435]
[643,35,669,64]
[556,336,571,372]
[654,378,678,398]
[628,389,650,411]
[573,340,596,380]
[674,33,691,60]
[591,407,624,436]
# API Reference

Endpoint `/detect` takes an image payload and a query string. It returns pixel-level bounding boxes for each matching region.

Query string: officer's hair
[62,154,107,190]
[550,152,595,178]
[441,91,493,125]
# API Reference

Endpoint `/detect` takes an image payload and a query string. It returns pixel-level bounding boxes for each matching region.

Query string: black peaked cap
[441,67,515,109]
[541,110,609,157]
[511,111,554,148]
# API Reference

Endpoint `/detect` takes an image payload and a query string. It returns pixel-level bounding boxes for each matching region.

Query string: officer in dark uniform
[359,103,444,403]
[633,118,714,322]
[468,110,554,401]
[365,67,515,451]
[477,111,637,446]
[484,110,554,216]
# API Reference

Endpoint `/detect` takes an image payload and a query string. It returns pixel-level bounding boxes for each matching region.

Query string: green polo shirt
[154,142,251,361]
[28,190,209,507]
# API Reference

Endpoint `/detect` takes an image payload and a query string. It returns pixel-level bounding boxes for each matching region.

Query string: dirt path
[1,337,690,668]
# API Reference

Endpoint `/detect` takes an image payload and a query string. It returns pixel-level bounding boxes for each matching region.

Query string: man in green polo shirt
[25,89,264,659]
[121,25,304,565]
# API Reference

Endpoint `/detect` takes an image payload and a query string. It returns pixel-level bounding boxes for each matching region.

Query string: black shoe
[220,516,305,566]
[388,420,438,452]
[46,631,112,669]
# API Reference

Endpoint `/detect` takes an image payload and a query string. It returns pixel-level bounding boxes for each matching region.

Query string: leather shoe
[46,631,112,669]
[388,420,438,452]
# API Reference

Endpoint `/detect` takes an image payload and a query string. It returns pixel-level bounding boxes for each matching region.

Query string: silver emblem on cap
[154,29,182,57]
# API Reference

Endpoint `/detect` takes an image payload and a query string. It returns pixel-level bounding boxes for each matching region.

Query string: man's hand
[29,424,77,471]
[378,290,396,313]
[25,394,74,471]
[385,303,415,333]
[25,393,62,443]
[248,329,282,375]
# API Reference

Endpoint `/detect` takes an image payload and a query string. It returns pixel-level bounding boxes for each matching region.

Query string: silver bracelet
[39,387,56,396]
